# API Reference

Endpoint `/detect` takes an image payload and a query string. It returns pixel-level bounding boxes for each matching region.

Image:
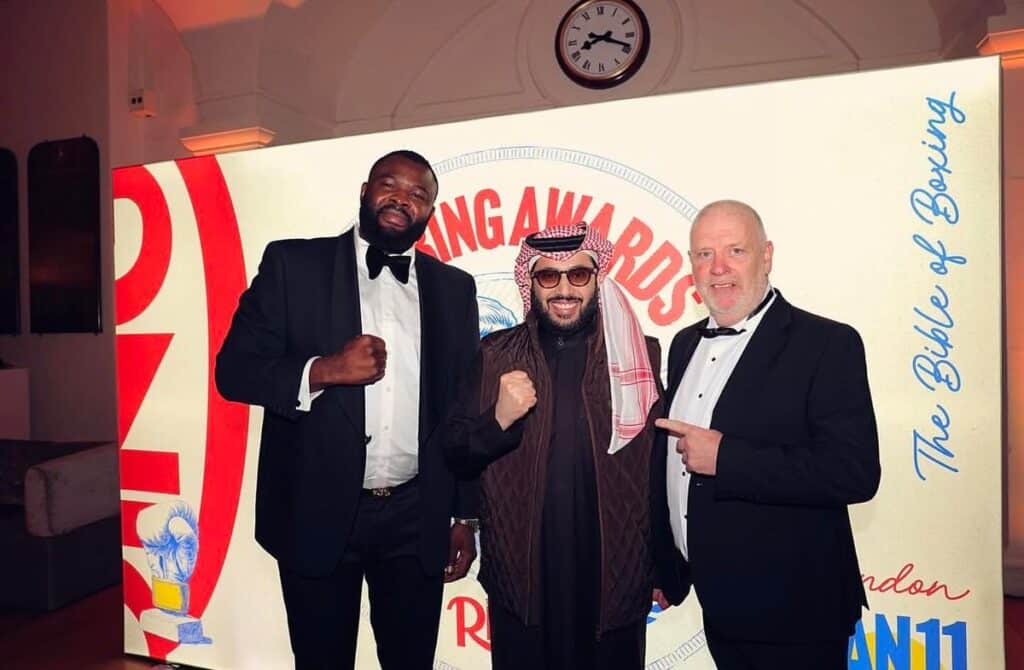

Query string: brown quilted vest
[474,313,663,634]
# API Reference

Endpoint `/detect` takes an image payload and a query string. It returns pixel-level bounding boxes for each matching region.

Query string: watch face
[556,0,649,89]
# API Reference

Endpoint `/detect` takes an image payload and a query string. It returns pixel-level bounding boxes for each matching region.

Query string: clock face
[555,0,650,89]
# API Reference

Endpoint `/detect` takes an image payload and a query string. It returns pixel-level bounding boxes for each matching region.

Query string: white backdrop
[114,56,1002,669]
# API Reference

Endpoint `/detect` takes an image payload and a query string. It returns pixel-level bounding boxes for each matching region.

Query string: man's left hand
[444,523,477,583]
[655,419,722,475]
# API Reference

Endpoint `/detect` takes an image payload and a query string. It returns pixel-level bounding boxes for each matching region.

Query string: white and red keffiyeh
[600,278,659,454]
[514,223,658,454]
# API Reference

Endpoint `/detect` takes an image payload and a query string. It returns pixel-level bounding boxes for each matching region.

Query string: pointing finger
[656,418,687,436]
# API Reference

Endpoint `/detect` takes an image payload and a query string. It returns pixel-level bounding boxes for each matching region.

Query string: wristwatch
[454,517,480,532]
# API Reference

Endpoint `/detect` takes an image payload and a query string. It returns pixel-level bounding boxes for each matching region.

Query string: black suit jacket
[658,291,880,642]
[215,230,479,578]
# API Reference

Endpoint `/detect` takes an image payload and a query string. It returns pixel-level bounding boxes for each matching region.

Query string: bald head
[691,200,767,249]
[688,199,773,327]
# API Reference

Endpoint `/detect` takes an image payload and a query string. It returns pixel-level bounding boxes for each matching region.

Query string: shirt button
[698,393,703,398]
[711,357,717,362]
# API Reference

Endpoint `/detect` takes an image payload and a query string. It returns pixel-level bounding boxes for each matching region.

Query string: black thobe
[489,321,645,670]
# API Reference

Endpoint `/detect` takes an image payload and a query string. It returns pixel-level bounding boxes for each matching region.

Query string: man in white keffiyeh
[443,223,686,670]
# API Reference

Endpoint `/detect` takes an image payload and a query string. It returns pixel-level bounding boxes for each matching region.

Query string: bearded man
[444,223,686,670]
[217,150,480,670]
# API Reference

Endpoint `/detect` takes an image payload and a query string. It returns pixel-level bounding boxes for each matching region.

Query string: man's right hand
[494,370,537,430]
[309,335,387,390]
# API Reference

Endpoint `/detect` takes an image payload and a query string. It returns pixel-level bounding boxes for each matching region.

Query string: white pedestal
[0,368,29,439]
[140,609,210,644]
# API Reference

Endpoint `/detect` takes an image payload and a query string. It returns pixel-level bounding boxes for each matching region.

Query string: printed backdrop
[114,57,1002,669]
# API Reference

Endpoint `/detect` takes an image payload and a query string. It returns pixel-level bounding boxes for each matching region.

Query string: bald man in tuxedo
[655,200,880,670]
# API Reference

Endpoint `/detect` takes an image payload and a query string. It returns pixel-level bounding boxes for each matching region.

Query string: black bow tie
[699,326,746,338]
[366,245,411,284]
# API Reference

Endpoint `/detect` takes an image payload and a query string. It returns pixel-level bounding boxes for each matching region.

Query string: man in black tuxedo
[215,150,480,670]
[655,200,880,670]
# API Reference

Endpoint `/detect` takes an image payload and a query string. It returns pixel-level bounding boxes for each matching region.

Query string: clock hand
[602,35,632,49]
[582,30,632,52]
[582,30,613,50]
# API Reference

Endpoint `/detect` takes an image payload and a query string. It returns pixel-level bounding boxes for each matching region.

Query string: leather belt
[361,476,417,499]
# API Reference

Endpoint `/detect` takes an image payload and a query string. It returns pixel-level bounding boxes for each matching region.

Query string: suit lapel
[667,321,704,403]
[329,229,365,434]
[415,254,444,447]
[712,293,793,426]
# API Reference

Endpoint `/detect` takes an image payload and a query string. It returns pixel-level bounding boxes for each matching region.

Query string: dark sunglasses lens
[534,270,561,288]
[567,268,594,286]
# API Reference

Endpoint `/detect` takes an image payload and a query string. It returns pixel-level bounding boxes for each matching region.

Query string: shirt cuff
[296,356,324,412]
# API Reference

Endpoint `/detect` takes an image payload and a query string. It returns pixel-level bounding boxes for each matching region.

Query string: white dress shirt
[297,229,422,488]
[666,288,775,558]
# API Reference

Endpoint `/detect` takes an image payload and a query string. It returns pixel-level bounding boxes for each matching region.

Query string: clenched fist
[494,370,537,430]
[310,334,387,390]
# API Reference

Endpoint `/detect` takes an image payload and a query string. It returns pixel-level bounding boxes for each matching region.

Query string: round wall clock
[555,0,651,89]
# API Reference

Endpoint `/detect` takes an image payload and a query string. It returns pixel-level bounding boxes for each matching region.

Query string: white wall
[0,0,115,442]
[107,0,991,166]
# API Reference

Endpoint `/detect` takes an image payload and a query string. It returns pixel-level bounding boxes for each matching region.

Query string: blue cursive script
[911,285,961,393]
[910,92,967,227]
[913,404,959,480]
[909,92,967,481]
[911,234,967,276]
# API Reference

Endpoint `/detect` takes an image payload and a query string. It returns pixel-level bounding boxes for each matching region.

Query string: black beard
[531,289,599,334]
[358,198,430,253]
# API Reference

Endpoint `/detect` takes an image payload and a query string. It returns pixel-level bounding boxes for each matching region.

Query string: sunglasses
[531,266,598,289]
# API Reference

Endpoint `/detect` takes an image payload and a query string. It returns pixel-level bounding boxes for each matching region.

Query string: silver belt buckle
[369,487,392,498]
